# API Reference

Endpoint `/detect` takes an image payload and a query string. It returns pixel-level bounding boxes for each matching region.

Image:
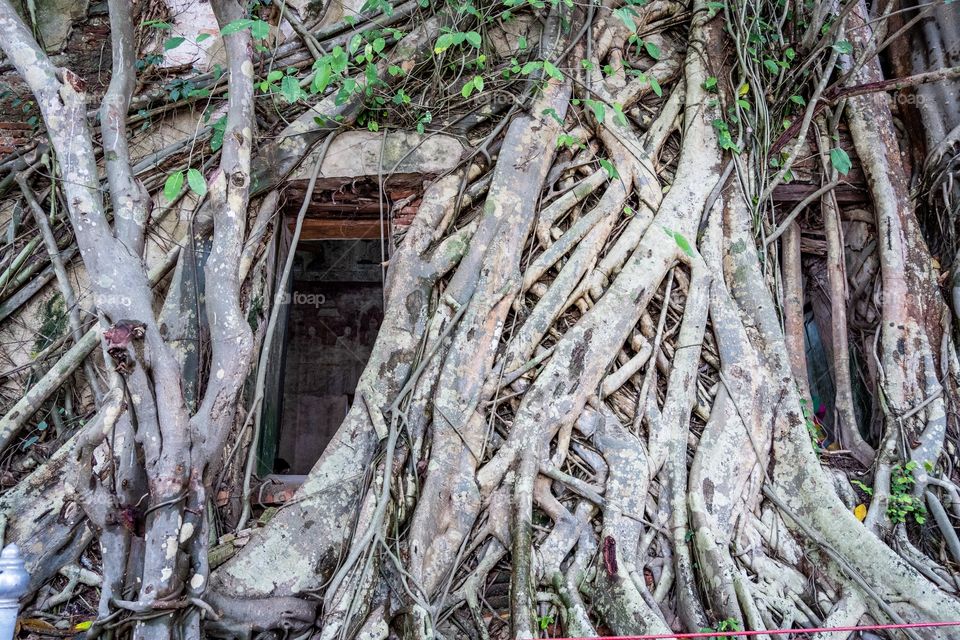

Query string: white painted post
[0,544,28,640]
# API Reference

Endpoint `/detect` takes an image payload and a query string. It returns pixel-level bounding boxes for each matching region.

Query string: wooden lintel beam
[291,218,386,240]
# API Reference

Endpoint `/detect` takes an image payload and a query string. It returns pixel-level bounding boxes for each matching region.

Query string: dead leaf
[854,503,867,521]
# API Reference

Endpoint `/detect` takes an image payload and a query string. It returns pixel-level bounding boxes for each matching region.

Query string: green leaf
[706,1,725,15]
[613,7,638,30]
[517,35,527,50]
[673,232,694,257]
[461,80,475,98]
[829,147,852,175]
[210,116,226,151]
[833,40,853,54]
[434,32,457,53]
[187,168,207,197]
[267,70,284,83]
[416,111,432,134]
[556,134,580,149]
[365,62,378,87]
[598,158,619,179]
[543,60,562,80]
[164,171,184,201]
[789,94,806,106]
[196,33,211,43]
[613,103,627,126]
[221,18,253,35]
[649,75,662,97]
[763,58,779,74]
[349,33,363,55]
[584,98,605,123]
[335,77,357,105]
[465,31,482,48]
[372,37,386,53]
[330,47,348,73]
[717,129,737,151]
[542,107,563,124]
[164,37,185,51]
[520,60,542,74]
[474,76,484,92]
[644,40,661,60]
[280,75,301,103]
[703,76,718,91]
[851,479,874,496]
[312,61,332,93]
[663,227,694,257]
[251,20,270,40]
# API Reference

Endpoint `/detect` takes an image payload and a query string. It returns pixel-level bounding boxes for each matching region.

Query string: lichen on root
[205,0,960,636]
[2,0,959,636]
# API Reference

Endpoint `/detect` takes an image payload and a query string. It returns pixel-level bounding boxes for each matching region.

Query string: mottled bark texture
[0,0,256,638]
[2,0,960,637]
[209,0,960,637]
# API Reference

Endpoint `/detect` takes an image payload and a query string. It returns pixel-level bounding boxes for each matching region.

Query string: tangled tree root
[1,0,959,637]
[208,0,960,638]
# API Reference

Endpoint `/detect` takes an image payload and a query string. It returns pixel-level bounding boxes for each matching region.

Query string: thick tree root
[3,0,960,636]
[204,0,960,636]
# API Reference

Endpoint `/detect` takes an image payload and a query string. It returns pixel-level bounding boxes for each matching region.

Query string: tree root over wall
[2,0,959,637]
[206,1,960,639]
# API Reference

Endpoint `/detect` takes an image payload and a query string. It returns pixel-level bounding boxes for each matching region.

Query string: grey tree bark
[1,0,959,638]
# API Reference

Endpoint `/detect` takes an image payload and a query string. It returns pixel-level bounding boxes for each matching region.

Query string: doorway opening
[258,237,385,476]
[252,136,433,482]
[277,239,384,474]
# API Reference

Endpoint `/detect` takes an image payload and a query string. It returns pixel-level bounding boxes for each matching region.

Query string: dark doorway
[263,239,384,475]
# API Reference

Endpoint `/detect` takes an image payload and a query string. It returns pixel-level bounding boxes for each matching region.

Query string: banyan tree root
[2,0,959,636]
[233,11,960,640]
[208,0,960,638]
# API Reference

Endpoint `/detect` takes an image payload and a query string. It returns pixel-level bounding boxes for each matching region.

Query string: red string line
[549,620,960,639]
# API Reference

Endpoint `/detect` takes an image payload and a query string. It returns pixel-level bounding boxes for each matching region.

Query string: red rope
[549,620,960,639]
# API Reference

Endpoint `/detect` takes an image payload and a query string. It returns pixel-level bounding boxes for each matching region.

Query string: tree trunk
[1,0,959,637]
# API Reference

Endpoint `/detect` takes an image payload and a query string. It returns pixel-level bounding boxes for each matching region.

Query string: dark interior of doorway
[259,239,384,475]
